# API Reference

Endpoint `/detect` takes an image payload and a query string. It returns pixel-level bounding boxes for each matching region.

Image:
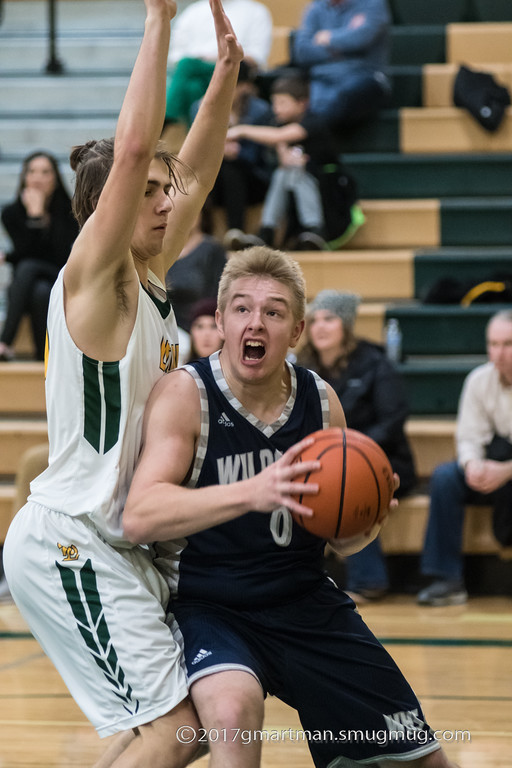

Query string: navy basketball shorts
[170,580,440,766]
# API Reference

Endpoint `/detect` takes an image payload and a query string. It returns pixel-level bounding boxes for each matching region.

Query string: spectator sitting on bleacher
[184,297,223,363]
[418,309,512,607]
[0,151,78,361]
[224,74,363,251]
[191,60,273,247]
[164,0,272,128]
[292,0,391,131]
[297,289,417,604]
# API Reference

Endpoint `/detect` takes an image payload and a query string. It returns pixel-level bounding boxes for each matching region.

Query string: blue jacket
[293,0,391,112]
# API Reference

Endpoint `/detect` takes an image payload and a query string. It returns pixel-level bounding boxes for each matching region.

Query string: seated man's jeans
[421,436,512,581]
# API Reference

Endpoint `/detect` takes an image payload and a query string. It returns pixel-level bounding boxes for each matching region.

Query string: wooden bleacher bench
[0,361,45,415]
[401,106,512,153]
[406,417,456,477]
[423,62,512,108]
[0,357,47,546]
[215,199,442,251]
[0,442,48,547]
[294,250,414,301]
[211,204,264,243]
[351,199,440,248]
[12,314,36,359]
[447,22,512,64]
[380,493,512,559]
[0,485,14,545]
[0,420,48,476]
[259,0,306,28]
[267,26,293,69]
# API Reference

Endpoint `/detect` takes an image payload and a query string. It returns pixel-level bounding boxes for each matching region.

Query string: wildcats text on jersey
[217,448,283,484]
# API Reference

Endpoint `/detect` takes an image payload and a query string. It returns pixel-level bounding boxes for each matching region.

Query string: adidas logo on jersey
[191,648,213,665]
[218,412,234,427]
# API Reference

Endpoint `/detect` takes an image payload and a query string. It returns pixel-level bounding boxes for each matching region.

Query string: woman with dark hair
[0,151,79,360]
[298,289,417,603]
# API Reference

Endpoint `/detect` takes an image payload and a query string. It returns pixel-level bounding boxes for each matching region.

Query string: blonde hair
[217,246,306,322]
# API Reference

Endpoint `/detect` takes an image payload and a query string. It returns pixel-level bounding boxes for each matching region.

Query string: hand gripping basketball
[291,427,394,539]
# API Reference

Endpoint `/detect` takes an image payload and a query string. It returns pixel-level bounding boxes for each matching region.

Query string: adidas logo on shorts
[191,648,213,665]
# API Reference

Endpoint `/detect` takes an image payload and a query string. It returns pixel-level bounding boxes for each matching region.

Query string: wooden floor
[1,594,512,767]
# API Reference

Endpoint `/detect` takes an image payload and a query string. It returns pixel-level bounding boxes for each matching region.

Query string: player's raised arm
[157,0,244,273]
[63,0,177,358]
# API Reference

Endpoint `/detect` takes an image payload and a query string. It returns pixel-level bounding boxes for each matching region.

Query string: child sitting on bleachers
[224,74,363,251]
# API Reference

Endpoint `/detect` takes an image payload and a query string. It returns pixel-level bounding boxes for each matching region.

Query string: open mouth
[244,340,265,361]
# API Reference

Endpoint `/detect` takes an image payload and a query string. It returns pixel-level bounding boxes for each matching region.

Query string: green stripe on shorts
[57,558,139,714]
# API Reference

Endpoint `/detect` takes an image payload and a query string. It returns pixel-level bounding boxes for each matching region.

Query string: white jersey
[30,268,179,547]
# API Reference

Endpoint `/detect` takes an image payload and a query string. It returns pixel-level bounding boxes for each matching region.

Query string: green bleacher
[341,3,512,420]
[344,154,512,198]
[414,248,512,298]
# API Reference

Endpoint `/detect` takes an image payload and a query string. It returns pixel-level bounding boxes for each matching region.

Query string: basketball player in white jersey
[3,1,243,766]
[123,247,460,768]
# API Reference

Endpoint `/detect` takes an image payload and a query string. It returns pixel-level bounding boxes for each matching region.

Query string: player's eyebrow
[231,292,290,307]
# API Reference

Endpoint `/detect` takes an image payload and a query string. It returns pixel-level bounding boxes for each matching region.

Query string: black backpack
[453,64,511,132]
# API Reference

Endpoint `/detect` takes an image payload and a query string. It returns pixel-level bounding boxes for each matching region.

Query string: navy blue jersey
[155,351,331,607]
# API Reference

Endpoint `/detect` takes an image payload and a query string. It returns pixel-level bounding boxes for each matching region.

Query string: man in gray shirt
[418,309,512,606]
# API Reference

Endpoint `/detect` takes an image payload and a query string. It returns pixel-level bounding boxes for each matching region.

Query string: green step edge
[343,154,512,199]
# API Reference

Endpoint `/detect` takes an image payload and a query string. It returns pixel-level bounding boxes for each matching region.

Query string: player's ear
[289,319,304,348]
[215,308,226,339]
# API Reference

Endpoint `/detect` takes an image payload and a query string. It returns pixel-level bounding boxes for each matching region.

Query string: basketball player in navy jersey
[124,247,460,768]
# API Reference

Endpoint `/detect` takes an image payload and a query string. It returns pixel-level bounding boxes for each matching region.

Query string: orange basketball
[291,427,394,539]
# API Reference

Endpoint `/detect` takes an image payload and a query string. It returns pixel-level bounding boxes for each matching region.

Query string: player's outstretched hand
[247,437,320,518]
[210,0,244,64]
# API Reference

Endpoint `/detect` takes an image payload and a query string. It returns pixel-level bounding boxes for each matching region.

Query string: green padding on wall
[343,154,512,199]
[339,111,400,153]
[389,0,468,24]
[388,66,423,108]
[384,304,511,355]
[390,26,446,66]
[472,0,512,21]
[413,248,512,300]
[398,357,483,414]
[441,198,512,246]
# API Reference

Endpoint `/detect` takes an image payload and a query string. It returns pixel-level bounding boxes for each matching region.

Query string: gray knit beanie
[307,290,361,330]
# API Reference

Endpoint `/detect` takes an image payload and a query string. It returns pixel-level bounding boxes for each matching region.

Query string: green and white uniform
[4,268,188,737]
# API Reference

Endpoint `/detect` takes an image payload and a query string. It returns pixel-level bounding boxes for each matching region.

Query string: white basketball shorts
[4,501,189,737]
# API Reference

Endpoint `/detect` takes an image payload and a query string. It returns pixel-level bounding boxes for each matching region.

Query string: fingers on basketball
[291,428,394,539]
